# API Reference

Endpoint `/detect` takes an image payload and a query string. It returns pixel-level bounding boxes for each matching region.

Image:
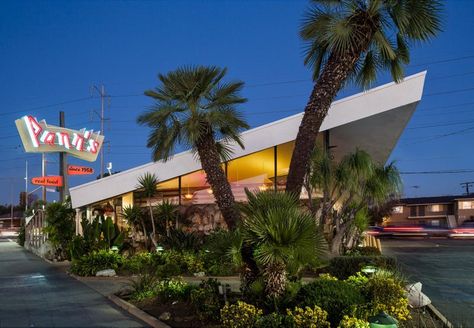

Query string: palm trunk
[286,16,375,196]
[264,262,287,299]
[196,131,259,286]
[195,132,240,229]
[148,200,157,248]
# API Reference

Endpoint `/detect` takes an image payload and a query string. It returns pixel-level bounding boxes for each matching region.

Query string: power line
[0,96,94,118]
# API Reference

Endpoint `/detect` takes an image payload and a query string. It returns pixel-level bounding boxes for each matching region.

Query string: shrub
[43,201,75,260]
[363,272,410,321]
[156,278,193,302]
[162,229,202,250]
[338,315,370,328]
[156,262,181,278]
[220,301,263,328]
[17,223,25,246]
[128,273,159,301]
[347,246,381,256]
[121,252,154,274]
[286,305,330,328]
[256,313,287,328]
[294,278,365,326]
[328,256,397,279]
[190,278,222,321]
[70,250,122,276]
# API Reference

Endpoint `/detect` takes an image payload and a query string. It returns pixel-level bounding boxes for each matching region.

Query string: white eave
[70,71,426,208]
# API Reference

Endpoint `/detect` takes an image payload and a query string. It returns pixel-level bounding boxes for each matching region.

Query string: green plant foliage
[156,278,194,302]
[220,301,263,328]
[190,278,222,321]
[338,315,370,328]
[101,216,125,249]
[347,247,381,256]
[328,256,397,279]
[162,229,202,251]
[294,279,365,327]
[202,228,242,274]
[17,222,25,246]
[363,271,410,322]
[121,252,154,274]
[241,190,327,297]
[43,201,75,259]
[255,312,287,328]
[70,250,123,276]
[286,305,330,328]
[128,273,160,301]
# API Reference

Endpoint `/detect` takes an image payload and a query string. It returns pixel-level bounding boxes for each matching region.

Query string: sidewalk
[0,239,146,327]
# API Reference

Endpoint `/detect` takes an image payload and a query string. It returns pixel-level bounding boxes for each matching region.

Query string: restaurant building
[69,72,426,233]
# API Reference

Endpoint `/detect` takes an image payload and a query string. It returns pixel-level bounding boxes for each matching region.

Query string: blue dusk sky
[1,0,474,205]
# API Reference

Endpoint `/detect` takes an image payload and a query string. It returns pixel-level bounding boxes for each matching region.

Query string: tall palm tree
[138,66,248,229]
[286,0,443,195]
[137,172,159,247]
[241,190,326,298]
[156,200,178,237]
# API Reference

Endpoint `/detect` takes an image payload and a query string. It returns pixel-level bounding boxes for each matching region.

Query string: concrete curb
[68,273,170,328]
[427,303,453,328]
[107,294,170,328]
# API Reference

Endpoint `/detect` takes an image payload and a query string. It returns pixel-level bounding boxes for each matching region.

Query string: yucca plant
[137,172,159,247]
[122,205,147,245]
[286,0,443,195]
[156,200,178,237]
[241,190,327,298]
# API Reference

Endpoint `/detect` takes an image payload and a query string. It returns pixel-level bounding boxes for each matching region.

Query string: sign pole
[42,153,46,202]
[59,111,68,202]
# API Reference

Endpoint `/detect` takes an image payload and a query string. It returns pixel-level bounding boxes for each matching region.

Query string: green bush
[43,201,75,260]
[294,278,365,327]
[190,278,222,321]
[156,262,181,277]
[162,229,202,250]
[256,313,287,328]
[328,256,397,279]
[347,246,381,256]
[338,315,370,328]
[156,278,194,302]
[121,252,154,274]
[128,273,159,301]
[286,305,330,328]
[220,301,263,328]
[70,250,123,276]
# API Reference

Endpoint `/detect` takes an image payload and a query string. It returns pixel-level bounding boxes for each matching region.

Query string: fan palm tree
[305,147,401,254]
[241,190,326,298]
[286,0,443,195]
[137,172,159,247]
[138,66,248,229]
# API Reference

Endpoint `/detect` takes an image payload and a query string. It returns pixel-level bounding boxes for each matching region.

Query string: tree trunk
[285,15,376,196]
[195,132,241,229]
[264,262,287,299]
[330,222,350,256]
[148,200,157,248]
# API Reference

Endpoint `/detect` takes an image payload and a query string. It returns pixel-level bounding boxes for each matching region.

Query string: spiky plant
[138,65,248,229]
[156,199,178,237]
[122,205,146,245]
[241,190,326,298]
[286,0,443,195]
[137,172,159,247]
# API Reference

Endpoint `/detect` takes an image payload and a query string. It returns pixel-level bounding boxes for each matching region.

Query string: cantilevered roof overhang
[70,71,426,208]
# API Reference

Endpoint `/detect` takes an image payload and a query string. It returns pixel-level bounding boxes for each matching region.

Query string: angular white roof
[70,71,426,208]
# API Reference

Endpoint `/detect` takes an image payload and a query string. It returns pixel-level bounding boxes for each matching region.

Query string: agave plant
[241,190,327,298]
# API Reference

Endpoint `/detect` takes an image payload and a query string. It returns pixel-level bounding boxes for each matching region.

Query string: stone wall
[179,204,228,234]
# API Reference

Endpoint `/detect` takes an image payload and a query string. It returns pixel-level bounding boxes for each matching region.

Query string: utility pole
[460,182,474,195]
[59,111,68,202]
[91,84,108,178]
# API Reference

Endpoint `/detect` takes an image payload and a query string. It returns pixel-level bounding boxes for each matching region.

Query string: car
[448,221,474,238]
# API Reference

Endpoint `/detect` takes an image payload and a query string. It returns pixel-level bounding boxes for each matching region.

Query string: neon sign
[15,115,104,162]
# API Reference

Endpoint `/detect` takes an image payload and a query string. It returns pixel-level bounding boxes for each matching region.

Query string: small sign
[31,176,63,187]
[68,165,94,175]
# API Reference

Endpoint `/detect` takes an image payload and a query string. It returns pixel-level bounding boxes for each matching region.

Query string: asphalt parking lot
[382,238,474,326]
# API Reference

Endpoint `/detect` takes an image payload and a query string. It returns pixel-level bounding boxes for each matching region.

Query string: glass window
[181,170,211,205]
[156,178,180,204]
[430,204,442,212]
[410,206,417,216]
[227,147,275,202]
[460,201,473,209]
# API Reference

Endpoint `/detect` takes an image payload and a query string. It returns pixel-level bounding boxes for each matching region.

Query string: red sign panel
[31,176,63,187]
[68,165,94,175]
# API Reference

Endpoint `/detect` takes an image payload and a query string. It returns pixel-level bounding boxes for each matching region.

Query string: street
[0,237,146,327]
[382,238,474,327]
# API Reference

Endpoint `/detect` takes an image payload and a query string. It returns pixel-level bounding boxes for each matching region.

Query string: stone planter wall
[179,204,227,234]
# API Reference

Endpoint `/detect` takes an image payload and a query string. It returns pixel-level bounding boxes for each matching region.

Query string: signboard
[68,165,94,175]
[15,115,104,162]
[31,176,63,187]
